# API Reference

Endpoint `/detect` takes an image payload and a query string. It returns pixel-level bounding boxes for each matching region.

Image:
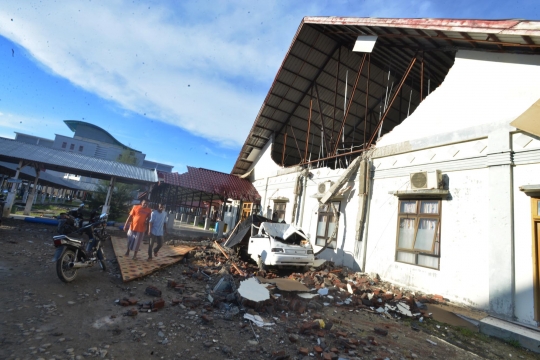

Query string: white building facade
[233,18,540,328]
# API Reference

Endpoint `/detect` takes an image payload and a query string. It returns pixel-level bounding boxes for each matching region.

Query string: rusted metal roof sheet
[0,137,157,184]
[160,167,260,201]
[231,17,540,176]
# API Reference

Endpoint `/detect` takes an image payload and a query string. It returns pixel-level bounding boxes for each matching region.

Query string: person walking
[124,199,151,260]
[147,203,167,260]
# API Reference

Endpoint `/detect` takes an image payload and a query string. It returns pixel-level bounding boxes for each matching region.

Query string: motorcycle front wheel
[56,249,78,283]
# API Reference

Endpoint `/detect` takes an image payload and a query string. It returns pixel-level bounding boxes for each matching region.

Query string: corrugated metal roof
[231,17,540,176]
[160,167,260,201]
[0,161,86,190]
[0,137,157,184]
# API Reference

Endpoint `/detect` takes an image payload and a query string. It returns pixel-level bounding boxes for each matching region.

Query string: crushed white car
[247,222,314,270]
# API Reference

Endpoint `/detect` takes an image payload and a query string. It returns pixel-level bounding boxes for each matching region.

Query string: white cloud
[0,111,66,138]
[0,1,445,147]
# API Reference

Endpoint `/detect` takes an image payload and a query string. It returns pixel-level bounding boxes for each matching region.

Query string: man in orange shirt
[124,199,152,260]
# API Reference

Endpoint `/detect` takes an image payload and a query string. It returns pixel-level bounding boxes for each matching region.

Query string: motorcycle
[52,213,111,283]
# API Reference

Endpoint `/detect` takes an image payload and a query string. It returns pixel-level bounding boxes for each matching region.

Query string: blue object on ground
[24,217,59,226]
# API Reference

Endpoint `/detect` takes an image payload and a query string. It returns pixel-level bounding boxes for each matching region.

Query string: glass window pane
[317,215,327,237]
[420,200,439,214]
[418,254,439,269]
[400,201,417,214]
[327,217,337,239]
[397,251,415,264]
[398,218,416,249]
[414,218,438,251]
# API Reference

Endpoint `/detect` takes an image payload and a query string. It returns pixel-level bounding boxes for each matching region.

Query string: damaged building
[230,18,540,328]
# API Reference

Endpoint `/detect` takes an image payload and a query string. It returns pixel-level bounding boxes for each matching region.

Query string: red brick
[314,345,323,353]
[152,298,165,310]
[298,347,309,356]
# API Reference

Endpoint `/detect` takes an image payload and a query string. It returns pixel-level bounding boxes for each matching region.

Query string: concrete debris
[238,278,270,302]
[243,313,274,327]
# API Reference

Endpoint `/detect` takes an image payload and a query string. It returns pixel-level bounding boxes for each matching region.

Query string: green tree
[87,182,137,221]
[117,148,139,165]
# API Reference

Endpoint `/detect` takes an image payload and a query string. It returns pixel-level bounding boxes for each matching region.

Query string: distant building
[14,120,173,190]
[15,120,173,172]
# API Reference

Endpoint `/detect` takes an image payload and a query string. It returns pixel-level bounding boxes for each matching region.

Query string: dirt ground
[0,218,538,360]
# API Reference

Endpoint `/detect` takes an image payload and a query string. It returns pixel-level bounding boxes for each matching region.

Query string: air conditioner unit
[410,170,442,190]
[317,181,334,196]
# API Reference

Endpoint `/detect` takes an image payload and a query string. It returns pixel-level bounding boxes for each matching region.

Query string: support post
[304,96,312,163]
[102,176,116,215]
[333,53,367,155]
[420,54,424,102]
[24,168,40,215]
[281,132,288,167]
[366,55,417,149]
[3,160,24,218]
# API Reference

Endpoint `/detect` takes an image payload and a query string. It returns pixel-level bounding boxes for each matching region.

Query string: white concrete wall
[513,132,540,326]
[378,50,540,147]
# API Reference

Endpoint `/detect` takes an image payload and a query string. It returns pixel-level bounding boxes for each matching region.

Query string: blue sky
[0,1,538,174]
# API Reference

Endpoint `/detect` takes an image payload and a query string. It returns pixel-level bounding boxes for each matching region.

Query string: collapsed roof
[231,17,540,175]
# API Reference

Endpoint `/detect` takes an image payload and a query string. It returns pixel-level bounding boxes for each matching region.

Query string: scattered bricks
[374,327,388,336]
[288,334,299,343]
[383,292,394,300]
[349,339,359,345]
[167,279,177,288]
[297,305,306,314]
[298,347,309,356]
[370,339,379,346]
[127,298,138,305]
[152,298,165,310]
[145,285,162,297]
[314,345,323,354]
[322,352,332,360]
[119,299,129,307]
[174,285,184,293]
[372,289,381,296]
[316,330,326,337]
[125,308,138,316]
[330,347,339,353]
[336,331,348,338]
[272,350,286,357]
[201,315,213,324]
[171,299,181,306]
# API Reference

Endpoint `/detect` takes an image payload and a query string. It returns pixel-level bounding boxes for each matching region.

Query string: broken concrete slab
[238,278,269,302]
[256,276,310,292]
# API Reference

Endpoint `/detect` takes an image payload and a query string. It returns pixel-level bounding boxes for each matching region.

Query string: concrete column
[187,214,194,224]
[102,176,116,215]
[193,215,199,226]
[487,128,515,319]
[54,189,59,203]
[24,169,40,215]
[180,213,186,223]
[167,213,176,231]
[204,217,210,230]
[22,189,29,203]
[175,213,181,220]
[215,221,224,239]
[3,160,23,218]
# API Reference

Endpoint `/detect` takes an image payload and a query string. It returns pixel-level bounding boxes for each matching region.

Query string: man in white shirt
[147,203,167,260]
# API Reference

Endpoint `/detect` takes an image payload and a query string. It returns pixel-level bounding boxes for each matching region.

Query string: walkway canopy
[0,137,157,185]
[0,161,86,190]
[150,167,260,213]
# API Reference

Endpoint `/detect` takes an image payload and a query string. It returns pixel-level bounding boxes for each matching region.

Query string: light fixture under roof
[352,35,378,53]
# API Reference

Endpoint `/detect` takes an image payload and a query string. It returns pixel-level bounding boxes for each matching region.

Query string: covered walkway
[0,137,158,217]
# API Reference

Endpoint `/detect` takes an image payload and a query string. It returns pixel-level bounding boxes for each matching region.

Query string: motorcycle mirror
[100,213,108,220]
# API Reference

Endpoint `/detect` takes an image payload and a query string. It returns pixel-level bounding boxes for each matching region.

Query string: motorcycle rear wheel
[56,249,78,282]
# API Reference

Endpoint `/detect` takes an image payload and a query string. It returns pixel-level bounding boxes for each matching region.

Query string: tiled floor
[111,237,194,282]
